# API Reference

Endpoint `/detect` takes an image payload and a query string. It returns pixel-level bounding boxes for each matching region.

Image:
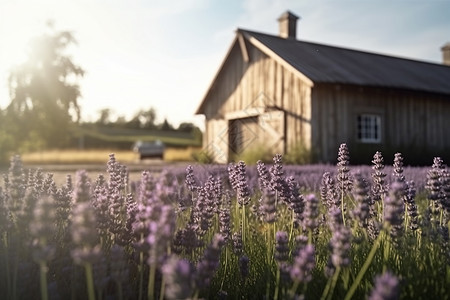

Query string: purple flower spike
[368,271,400,300]
[73,170,91,203]
[290,244,315,283]
[275,231,289,263]
[239,255,250,279]
[236,161,251,206]
[185,165,198,192]
[383,181,405,237]
[270,154,285,193]
[336,143,352,195]
[371,151,387,203]
[195,234,225,289]
[392,153,405,183]
[257,160,270,190]
[162,255,194,300]
[303,194,319,231]
[351,172,372,227]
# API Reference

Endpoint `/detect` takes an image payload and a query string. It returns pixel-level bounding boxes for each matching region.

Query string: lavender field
[0,144,449,300]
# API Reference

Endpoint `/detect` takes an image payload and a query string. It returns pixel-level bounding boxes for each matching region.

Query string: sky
[1,0,450,129]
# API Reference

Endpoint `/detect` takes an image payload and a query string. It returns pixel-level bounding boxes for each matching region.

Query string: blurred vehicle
[132,140,165,159]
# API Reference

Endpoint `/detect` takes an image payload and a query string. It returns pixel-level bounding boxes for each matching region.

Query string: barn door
[258,110,285,155]
[228,117,259,161]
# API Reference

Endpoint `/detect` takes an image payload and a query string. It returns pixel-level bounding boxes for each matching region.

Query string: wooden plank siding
[311,84,450,164]
[202,41,313,162]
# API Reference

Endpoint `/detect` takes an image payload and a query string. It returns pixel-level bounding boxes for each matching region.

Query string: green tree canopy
[7,25,84,150]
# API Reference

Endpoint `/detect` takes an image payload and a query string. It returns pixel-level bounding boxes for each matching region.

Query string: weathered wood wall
[311,84,450,164]
[201,39,313,162]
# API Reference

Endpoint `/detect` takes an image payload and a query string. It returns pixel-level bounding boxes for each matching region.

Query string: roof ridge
[238,28,449,68]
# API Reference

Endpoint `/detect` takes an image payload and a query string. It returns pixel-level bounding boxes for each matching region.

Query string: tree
[128,107,157,129]
[7,24,84,150]
[96,108,113,125]
[159,118,174,131]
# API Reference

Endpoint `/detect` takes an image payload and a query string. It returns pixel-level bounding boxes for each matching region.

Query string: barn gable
[196,11,450,164]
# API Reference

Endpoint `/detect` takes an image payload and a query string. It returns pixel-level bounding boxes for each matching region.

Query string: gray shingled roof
[240,29,450,95]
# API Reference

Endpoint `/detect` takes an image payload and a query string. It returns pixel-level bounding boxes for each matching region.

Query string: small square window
[357,114,381,143]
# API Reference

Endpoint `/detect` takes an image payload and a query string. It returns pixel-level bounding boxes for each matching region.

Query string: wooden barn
[195,11,450,164]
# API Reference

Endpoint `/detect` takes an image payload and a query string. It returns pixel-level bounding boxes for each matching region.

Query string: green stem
[148,260,157,300]
[242,205,246,245]
[289,209,295,242]
[289,280,300,298]
[326,267,341,300]
[159,272,165,300]
[84,263,96,300]
[320,266,340,300]
[220,248,228,289]
[138,250,144,300]
[344,230,385,300]
[274,267,281,300]
[39,261,49,300]
[341,190,346,226]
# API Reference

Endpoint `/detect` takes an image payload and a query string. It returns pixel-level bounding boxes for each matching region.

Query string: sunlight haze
[1,0,450,129]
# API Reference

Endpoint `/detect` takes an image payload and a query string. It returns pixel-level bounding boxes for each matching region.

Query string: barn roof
[196,28,450,114]
[240,29,450,95]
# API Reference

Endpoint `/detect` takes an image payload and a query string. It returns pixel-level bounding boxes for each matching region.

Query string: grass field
[20,147,201,164]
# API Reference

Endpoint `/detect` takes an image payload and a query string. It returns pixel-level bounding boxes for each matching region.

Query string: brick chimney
[442,42,450,66]
[278,11,299,39]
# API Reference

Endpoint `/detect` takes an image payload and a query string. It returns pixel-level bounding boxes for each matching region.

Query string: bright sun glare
[0,2,53,107]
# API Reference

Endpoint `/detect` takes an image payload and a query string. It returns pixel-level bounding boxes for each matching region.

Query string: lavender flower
[270,154,286,194]
[70,201,101,264]
[261,187,277,223]
[368,271,400,300]
[73,170,91,204]
[321,172,339,210]
[336,143,352,195]
[146,204,176,264]
[327,206,352,269]
[213,177,223,211]
[371,151,387,203]
[106,153,127,192]
[290,244,315,284]
[302,194,319,232]
[5,155,26,215]
[392,153,405,183]
[195,234,225,290]
[275,231,289,263]
[194,187,215,236]
[239,255,250,279]
[293,235,309,255]
[228,163,239,191]
[287,176,305,226]
[185,165,198,193]
[30,195,57,262]
[162,255,194,300]
[236,161,251,206]
[219,206,231,243]
[383,182,405,238]
[425,160,446,229]
[256,160,270,190]
[109,244,129,285]
[232,232,243,255]
[173,223,203,256]
[351,172,372,227]
[329,225,352,268]
[405,181,419,231]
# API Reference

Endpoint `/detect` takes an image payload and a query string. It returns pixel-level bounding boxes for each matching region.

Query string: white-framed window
[357,114,381,143]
